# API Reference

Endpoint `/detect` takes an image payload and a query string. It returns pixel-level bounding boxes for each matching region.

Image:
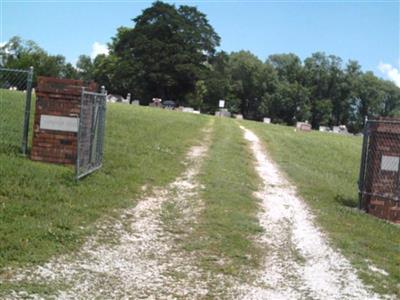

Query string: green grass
[0,97,209,272]
[0,89,28,154]
[242,120,400,297]
[1,87,399,297]
[185,118,263,278]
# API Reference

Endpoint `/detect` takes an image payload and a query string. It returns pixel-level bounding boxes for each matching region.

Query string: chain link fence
[0,67,34,155]
[76,88,107,180]
[358,118,400,222]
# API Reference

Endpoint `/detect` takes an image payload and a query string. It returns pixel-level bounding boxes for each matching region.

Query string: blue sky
[1,1,399,84]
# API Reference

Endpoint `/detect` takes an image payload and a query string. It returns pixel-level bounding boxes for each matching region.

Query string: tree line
[1,1,399,132]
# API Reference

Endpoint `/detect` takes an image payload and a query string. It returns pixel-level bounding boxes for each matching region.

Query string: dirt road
[236,126,383,300]
[5,127,213,299]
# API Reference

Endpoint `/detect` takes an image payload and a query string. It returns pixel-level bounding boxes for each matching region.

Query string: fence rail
[0,67,34,155]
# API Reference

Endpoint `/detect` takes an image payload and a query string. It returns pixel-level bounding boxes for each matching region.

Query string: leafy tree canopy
[112,1,220,103]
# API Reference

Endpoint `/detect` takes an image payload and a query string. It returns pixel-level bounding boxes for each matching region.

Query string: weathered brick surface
[31,77,96,165]
[364,117,400,223]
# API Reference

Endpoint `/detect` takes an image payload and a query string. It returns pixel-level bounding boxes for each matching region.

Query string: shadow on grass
[334,194,358,208]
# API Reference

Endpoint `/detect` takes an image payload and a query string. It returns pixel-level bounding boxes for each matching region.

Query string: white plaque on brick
[40,115,79,132]
[381,155,399,172]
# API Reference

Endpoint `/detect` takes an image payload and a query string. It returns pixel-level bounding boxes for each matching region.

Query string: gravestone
[296,122,311,132]
[332,125,349,135]
[182,107,194,113]
[263,117,271,124]
[319,126,330,132]
[215,109,231,118]
[235,114,243,119]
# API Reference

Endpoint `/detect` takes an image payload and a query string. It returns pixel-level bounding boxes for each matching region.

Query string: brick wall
[364,118,400,223]
[31,77,96,165]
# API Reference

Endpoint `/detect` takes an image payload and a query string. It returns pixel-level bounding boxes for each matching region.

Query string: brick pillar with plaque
[31,77,97,165]
[363,119,400,223]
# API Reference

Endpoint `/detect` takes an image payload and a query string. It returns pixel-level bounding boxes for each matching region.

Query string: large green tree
[227,51,275,120]
[202,51,233,113]
[112,1,220,104]
[263,53,310,124]
[76,55,94,81]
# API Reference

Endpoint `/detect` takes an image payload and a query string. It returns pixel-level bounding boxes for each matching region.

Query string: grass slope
[0,100,208,270]
[243,120,400,297]
[1,88,399,297]
[0,89,28,154]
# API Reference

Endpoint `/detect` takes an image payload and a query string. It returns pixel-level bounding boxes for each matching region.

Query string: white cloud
[90,42,109,59]
[378,62,400,87]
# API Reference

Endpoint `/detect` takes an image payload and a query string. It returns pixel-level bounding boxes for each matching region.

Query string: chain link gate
[358,118,400,222]
[76,88,107,180]
[0,67,34,155]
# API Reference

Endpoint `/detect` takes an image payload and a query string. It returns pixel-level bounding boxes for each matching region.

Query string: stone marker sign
[380,155,399,172]
[40,115,79,132]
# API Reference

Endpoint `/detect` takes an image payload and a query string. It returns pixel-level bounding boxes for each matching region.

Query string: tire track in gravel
[235,125,390,300]
[3,124,214,300]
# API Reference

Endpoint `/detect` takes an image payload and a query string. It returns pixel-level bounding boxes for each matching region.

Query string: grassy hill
[0,89,399,296]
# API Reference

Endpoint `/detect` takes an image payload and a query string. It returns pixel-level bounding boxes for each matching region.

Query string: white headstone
[235,114,243,119]
[182,107,194,113]
[263,118,271,124]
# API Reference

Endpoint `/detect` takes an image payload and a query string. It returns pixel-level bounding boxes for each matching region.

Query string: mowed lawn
[185,118,262,277]
[0,92,209,270]
[0,89,29,154]
[243,120,400,297]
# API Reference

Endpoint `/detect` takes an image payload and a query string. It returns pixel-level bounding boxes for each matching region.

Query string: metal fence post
[76,87,85,181]
[99,86,107,162]
[21,66,34,155]
[358,118,370,210]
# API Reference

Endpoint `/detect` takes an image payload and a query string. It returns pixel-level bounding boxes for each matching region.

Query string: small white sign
[40,115,79,132]
[381,155,399,172]
[219,100,225,108]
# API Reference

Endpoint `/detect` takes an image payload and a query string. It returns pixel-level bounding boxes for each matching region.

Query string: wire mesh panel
[76,89,107,180]
[0,67,33,154]
[358,119,400,223]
